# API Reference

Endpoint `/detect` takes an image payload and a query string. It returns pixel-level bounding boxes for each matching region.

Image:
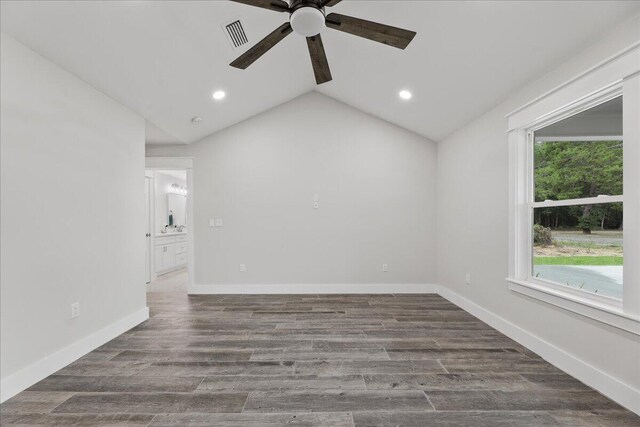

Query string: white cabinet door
[162,244,176,271]
[155,244,176,272]
[155,246,165,272]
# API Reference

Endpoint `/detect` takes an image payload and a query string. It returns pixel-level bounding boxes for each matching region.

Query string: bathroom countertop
[155,231,187,238]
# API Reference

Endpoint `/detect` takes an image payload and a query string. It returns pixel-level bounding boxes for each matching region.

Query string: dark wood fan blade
[325,13,416,49]
[320,0,342,7]
[229,0,290,13]
[230,23,293,69]
[306,34,332,84]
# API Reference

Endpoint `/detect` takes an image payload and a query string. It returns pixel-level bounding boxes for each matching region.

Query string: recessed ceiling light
[191,116,202,125]
[212,90,226,100]
[399,90,412,100]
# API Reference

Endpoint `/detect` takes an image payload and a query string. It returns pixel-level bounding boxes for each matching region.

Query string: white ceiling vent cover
[223,19,249,50]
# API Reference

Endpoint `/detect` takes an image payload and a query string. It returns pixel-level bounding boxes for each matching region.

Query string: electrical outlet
[215,218,223,227]
[465,273,471,285]
[313,194,319,202]
[382,264,388,272]
[239,264,246,272]
[209,219,215,227]
[71,302,80,319]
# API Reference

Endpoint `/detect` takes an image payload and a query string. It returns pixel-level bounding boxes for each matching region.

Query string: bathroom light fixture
[169,184,187,195]
[212,90,226,100]
[399,90,412,100]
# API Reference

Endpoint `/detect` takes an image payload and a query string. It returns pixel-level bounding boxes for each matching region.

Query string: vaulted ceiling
[2,1,639,144]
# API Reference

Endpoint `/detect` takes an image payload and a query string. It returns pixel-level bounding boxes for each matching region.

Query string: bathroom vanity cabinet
[155,233,188,274]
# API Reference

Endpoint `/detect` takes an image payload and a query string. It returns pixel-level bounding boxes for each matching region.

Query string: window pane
[532,203,623,299]
[534,97,623,202]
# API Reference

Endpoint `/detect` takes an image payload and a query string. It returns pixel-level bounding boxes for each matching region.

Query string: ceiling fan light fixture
[290,6,325,37]
[229,0,417,85]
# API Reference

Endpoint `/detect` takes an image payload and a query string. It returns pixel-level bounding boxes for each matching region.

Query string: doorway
[144,158,194,293]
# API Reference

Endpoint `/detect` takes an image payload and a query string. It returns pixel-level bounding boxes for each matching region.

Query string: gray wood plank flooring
[1,292,637,426]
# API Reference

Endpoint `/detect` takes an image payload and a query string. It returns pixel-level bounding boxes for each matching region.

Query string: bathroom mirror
[167,193,187,227]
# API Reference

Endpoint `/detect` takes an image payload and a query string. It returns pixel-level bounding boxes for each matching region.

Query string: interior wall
[0,34,147,396]
[146,92,437,288]
[436,15,640,402]
[153,172,187,233]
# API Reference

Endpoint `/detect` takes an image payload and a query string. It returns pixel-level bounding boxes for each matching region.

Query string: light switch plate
[239,264,246,272]
[382,264,388,272]
[215,219,223,227]
[313,194,319,202]
[209,219,215,227]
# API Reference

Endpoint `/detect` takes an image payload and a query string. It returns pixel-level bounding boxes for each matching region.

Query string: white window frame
[526,88,624,306]
[506,43,640,335]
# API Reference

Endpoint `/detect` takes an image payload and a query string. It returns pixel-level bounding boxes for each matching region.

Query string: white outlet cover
[313,194,319,202]
[382,264,388,272]
[239,264,246,272]
[209,219,215,227]
[215,218,223,227]
[71,302,80,318]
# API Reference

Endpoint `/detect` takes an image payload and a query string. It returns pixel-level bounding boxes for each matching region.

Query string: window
[506,53,640,334]
[531,96,623,299]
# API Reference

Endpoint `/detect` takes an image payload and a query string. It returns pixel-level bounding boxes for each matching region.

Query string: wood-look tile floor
[2,292,638,426]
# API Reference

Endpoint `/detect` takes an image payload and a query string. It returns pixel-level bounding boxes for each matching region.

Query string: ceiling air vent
[224,20,249,49]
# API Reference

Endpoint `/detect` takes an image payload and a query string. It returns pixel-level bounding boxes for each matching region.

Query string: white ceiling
[2,1,639,144]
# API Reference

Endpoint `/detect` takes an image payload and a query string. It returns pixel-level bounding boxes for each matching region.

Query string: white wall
[0,34,147,400]
[437,15,640,409]
[153,172,187,233]
[147,93,437,289]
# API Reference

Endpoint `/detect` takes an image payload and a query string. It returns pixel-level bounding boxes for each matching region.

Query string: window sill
[506,278,640,336]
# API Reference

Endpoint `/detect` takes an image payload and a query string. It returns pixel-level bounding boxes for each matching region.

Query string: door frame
[144,173,153,283]
[145,157,194,291]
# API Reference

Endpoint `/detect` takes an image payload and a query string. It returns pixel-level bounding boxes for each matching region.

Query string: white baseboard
[188,283,439,294]
[0,307,149,403]
[437,286,640,415]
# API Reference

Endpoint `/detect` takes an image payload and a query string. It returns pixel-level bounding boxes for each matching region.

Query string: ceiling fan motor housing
[289,0,326,37]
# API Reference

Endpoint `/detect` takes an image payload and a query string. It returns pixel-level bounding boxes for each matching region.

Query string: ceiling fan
[229,0,417,84]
